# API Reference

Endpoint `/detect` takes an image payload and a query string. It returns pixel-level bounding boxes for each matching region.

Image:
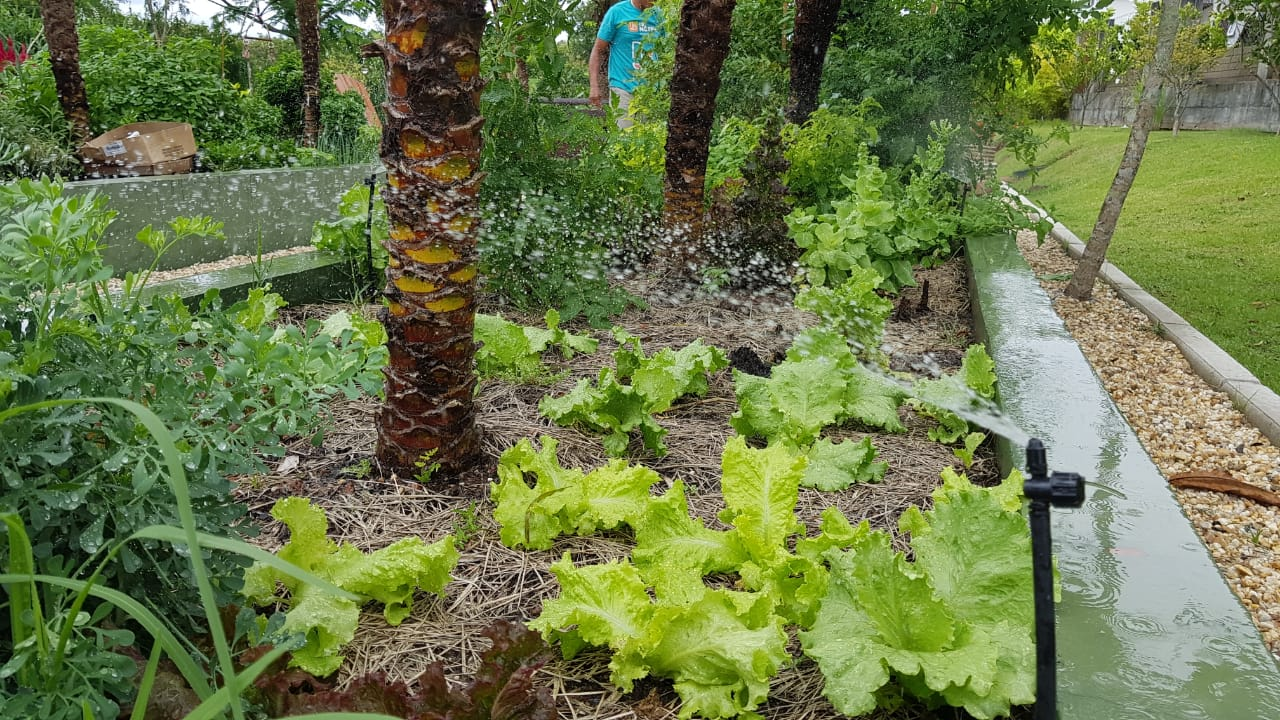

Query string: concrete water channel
[970,233,1280,718]
[77,166,1280,717]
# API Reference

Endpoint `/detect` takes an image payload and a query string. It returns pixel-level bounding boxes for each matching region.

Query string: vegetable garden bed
[235,257,1016,720]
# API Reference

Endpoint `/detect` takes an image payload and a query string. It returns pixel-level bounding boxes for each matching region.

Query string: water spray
[1024,438,1085,720]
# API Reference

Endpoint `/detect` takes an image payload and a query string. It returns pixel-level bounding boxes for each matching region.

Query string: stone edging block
[1013,189,1280,448]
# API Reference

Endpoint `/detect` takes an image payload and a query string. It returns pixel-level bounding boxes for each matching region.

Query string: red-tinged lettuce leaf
[255,621,556,720]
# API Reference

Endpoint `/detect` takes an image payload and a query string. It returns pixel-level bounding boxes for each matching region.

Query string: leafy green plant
[505,432,1037,719]
[241,497,460,676]
[451,502,484,548]
[732,327,907,447]
[539,334,728,456]
[0,179,386,636]
[490,436,661,550]
[0,397,391,720]
[787,129,964,293]
[474,309,598,382]
[801,468,1034,719]
[952,431,987,468]
[793,269,894,356]
[311,180,388,269]
[782,102,881,208]
[909,344,998,444]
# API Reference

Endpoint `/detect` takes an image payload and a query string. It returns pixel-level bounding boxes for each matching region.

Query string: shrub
[258,50,303,138]
[0,179,386,634]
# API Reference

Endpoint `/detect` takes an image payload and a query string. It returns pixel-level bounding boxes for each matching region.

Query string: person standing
[588,0,664,129]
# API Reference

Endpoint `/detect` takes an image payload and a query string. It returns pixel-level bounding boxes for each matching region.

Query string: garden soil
[238,256,1004,720]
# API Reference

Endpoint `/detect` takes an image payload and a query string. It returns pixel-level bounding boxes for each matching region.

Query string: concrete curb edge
[1006,187,1280,447]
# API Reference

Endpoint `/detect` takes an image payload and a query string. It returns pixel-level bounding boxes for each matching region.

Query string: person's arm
[588,38,610,107]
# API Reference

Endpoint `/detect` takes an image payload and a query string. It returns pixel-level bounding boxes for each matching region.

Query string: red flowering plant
[0,37,29,71]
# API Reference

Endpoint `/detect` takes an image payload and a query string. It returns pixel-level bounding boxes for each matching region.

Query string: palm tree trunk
[786,0,840,124]
[39,0,91,146]
[662,0,736,270]
[367,0,487,477]
[297,0,322,147]
[1064,0,1180,301]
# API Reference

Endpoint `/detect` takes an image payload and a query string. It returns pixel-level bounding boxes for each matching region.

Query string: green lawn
[998,126,1280,393]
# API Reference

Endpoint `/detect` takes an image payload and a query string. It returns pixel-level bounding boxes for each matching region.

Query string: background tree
[663,0,736,265]
[1065,0,1181,300]
[296,0,321,146]
[207,0,376,44]
[367,0,487,477]
[786,0,840,124]
[1128,2,1226,136]
[39,0,92,146]
[821,0,1084,162]
[141,0,189,44]
[1036,12,1126,126]
[1222,0,1280,132]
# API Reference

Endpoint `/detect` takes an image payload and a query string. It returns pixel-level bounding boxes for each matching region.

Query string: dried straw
[237,259,1004,719]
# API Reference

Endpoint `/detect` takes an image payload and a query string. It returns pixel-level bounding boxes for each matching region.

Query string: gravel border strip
[1011,189,1280,447]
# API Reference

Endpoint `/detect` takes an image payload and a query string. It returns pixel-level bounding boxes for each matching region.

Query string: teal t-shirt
[597,0,663,93]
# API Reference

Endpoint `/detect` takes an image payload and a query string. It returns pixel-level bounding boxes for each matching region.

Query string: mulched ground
[237,255,1002,720]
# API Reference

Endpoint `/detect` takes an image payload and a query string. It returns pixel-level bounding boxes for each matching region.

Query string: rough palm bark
[786,0,840,125]
[1064,0,1181,301]
[296,0,322,147]
[39,0,91,146]
[662,0,736,269]
[366,0,487,477]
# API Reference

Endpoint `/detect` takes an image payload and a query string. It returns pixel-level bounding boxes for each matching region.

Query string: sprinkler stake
[1024,438,1085,720]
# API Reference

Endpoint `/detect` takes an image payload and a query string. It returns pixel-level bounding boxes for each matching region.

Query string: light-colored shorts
[610,87,634,130]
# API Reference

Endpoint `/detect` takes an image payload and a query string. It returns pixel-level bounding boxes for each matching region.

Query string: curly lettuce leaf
[801,436,886,490]
[491,437,659,549]
[631,339,729,413]
[642,590,789,720]
[538,368,667,456]
[528,554,656,689]
[632,481,749,603]
[801,533,998,716]
[244,497,458,676]
[717,436,805,565]
[804,470,1036,718]
[910,344,998,443]
[491,437,588,549]
[331,535,459,625]
[541,339,726,457]
[842,363,907,432]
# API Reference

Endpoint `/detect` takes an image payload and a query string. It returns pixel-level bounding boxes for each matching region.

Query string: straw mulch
[239,255,999,720]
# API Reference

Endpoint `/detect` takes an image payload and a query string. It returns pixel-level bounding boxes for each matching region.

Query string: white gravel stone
[1017,230,1280,658]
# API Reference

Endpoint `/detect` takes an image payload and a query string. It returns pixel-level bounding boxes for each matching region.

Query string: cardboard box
[82,122,197,170]
[83,156,195,178]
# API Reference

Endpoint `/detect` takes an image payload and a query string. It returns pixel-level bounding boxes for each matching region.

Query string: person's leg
[610,87,634,129]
